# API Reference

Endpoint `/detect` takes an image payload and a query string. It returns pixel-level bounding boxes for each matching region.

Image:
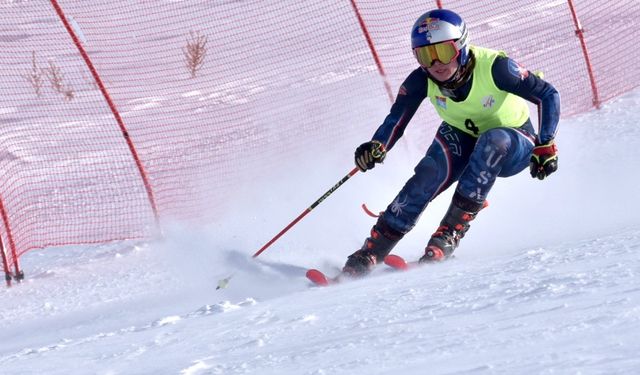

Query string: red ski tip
[384,254,409,270]
[306,269,330,286]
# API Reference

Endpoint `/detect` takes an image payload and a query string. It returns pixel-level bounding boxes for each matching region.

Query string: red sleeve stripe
[386,110,408,149]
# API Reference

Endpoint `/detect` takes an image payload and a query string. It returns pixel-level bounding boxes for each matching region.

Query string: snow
[1,88,639,374]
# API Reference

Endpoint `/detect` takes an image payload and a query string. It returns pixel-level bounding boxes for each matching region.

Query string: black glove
[355,140,386,172]
[529,140,558,180]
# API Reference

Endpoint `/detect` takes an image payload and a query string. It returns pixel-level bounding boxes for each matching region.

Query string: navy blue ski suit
[373,53,560,234]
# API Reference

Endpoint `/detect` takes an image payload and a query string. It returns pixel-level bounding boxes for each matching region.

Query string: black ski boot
[343,217,403,276]
[420,193,487,263]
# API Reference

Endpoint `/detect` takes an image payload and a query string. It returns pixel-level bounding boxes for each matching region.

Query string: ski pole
[252,167,360,258]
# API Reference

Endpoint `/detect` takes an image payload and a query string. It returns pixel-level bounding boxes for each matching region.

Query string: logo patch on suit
[390,195,408,216]
[436,96,447,109]
[481,95,495,108]
[508,59,529,80]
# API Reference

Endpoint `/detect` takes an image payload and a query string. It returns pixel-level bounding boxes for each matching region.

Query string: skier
[343,9,560,275]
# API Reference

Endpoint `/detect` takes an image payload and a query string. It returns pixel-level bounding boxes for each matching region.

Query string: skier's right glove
[355,140,386,172]
[529,139,558,180]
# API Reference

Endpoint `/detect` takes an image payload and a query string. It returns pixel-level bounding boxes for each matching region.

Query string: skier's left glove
[529,139,558,180]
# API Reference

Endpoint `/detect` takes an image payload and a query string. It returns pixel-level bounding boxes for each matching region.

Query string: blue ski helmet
[411,9,470,67]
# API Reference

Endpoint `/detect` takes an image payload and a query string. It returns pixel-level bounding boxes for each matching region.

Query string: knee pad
[479,128,512,154]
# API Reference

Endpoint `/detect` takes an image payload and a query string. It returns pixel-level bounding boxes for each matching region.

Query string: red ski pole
[253,167,360,258]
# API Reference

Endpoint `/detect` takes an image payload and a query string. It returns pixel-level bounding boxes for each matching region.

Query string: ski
[307,254,425,286]
[383,254,420,271]
[306,269,343,286]
[307,256,415,286]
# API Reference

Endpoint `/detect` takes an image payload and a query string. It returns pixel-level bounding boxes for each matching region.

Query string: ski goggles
[413,40,460,68]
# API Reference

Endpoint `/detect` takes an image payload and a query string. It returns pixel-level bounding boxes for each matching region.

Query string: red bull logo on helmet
[417,17,440,34]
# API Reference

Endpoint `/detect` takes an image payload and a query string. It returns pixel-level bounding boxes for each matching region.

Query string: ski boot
[420,192,487,263]
[343,217,403,277]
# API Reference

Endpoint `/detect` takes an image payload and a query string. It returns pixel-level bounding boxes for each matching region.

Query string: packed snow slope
[2,92,640,374]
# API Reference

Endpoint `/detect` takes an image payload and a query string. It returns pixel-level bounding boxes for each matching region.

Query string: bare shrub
[43,60,75,101]
[183,31,207,78]
[25,51,44,97]
[44,60,65,93]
